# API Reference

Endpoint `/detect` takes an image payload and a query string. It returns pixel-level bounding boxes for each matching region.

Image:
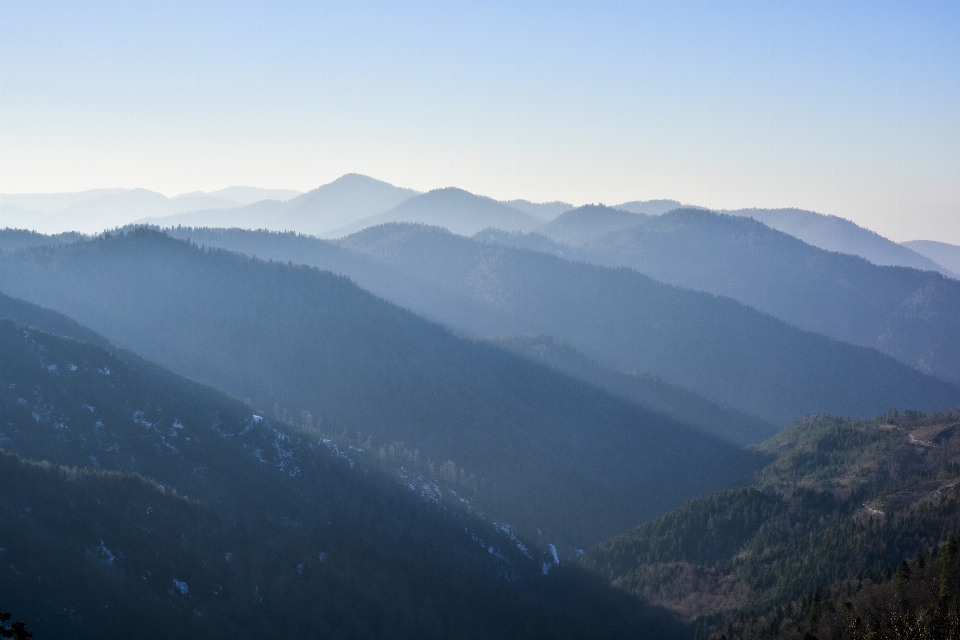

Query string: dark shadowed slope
[330,187,541,237]
[0,318,682,640]
[730,207,956,277]
[336,223,960,426]
[578,209,960,385]
[539,205,646,245]
[140,174,417,237]
[904,239,960,275]
[0,230,750,549]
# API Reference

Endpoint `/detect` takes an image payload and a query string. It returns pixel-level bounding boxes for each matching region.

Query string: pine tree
[0,608,32,640]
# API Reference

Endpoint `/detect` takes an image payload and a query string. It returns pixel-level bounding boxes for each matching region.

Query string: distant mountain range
[903,239,960,275]
[727,207,957,278]
[6,174,957,279]
[1,186,301,234]
[139,178,558,239]
[327,187,542,237]
[139,173,418,237]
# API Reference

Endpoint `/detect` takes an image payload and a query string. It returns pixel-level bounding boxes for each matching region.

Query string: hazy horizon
[2,1,958,243]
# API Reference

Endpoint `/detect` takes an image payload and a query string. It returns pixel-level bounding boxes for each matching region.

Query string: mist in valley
[1,2,959,639]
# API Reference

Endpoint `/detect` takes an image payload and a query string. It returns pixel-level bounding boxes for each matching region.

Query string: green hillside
[582,410,960,638]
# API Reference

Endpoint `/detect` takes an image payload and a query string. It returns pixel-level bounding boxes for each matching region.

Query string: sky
[0,0,958,242]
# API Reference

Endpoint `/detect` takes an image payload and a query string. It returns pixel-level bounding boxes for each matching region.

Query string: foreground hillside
[0,231,750,550]
[0,318,680,639]
[582,409,960,638]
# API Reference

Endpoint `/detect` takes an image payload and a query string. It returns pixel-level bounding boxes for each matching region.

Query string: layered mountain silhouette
[0,314,682,639]
[539,205,645,245]
[334,223,960,424]
[529,207,960,385]
[126,223,960,428]
[0,230,753,549]
[728,207,956,277]
[150,227,774,444]
[903,239,960,275]
[1,187,301,235]
[328,187,542,237]
[142,173,418,237]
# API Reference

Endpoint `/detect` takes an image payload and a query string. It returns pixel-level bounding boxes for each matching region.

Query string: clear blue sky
[1,0,958,241]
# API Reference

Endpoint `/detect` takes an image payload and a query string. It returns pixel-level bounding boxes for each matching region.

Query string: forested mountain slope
[0,230,750,549]
[583,409,960,639]
[0,318,680,639]
[336,224,960,426]
[150,226,778,444]
[141,223,960,430]
[568,209,960,385]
